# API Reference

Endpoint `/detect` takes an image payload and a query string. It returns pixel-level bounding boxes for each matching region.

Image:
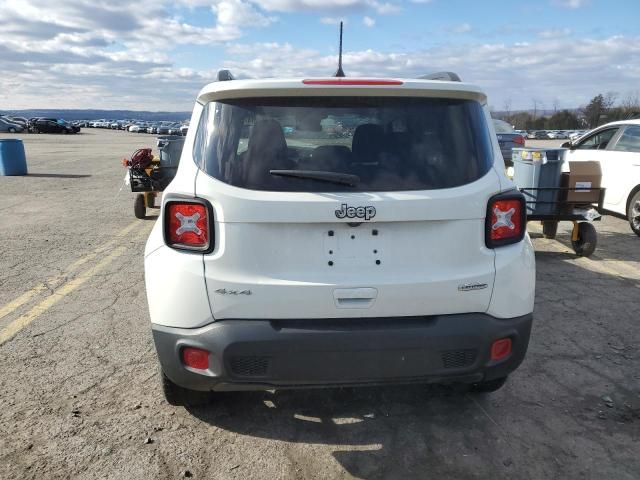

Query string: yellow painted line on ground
[0,285,49,321]
[0,220,141,322]
[0,246,129,346]
[0,223,154,345]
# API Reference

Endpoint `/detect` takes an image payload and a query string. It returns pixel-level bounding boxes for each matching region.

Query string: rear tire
[469,376,508,393]
[571,222,597,257]
[627,190,640,237]
[134,194,146,219]
[542,221,558,239]
[8,127,15,133]
[161,372,211,407]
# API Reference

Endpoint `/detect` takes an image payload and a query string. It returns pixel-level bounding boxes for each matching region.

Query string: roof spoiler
[418,71,461,82]
[217,69,235,82]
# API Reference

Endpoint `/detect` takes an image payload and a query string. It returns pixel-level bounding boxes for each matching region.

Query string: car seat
[243,119,291,189]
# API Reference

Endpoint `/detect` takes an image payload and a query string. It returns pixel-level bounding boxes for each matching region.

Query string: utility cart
[124,136,184,219]
[513,148,605,257]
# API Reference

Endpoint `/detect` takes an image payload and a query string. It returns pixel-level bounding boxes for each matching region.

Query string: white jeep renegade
[144,72,536,405]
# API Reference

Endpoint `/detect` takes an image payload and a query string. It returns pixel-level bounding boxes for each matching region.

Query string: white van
[144,72,536,405]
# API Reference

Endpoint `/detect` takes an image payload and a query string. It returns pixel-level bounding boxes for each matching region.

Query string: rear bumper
[152,313,533,392]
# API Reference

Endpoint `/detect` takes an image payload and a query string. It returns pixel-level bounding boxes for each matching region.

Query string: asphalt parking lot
[0,130,639,479]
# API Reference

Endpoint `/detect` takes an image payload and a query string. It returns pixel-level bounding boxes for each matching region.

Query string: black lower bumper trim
[152,313,533,392]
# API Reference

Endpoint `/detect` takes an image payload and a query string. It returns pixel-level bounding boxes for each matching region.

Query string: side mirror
[561,141,572,149]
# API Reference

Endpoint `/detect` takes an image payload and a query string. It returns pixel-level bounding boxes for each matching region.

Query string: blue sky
[0,0,639,111]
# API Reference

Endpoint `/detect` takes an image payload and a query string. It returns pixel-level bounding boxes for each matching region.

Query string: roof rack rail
[217,69,235,82]
[418,71,461,82]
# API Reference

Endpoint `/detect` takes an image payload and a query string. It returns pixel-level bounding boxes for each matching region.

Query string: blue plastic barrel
[0,139,27,176]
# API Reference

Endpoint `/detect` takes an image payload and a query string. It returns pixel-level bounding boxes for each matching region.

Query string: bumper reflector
[182,347,209,370]
[491,338,512,361]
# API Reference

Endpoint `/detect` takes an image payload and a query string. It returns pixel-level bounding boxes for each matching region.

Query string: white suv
[144,72,536,405]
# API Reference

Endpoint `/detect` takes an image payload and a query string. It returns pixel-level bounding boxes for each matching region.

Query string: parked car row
[0,116,80,134]
[1,116,189,136]
[128,123,187,135]
[522,130,587,140]
[86,119,189,136]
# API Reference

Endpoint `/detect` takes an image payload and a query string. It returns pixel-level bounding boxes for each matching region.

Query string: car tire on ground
[469,376,508,393]
[161,371,211,407]
[571,222,597,257]
[542,221,558,239]
[134,194,146,219]
[8,128,15,133]
[627,189,640,237]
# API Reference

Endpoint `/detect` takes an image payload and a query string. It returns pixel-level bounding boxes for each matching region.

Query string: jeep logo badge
[335,204,376,221]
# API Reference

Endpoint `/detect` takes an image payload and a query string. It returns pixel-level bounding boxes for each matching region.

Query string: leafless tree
[603,91,618,110]
[503,98,512,121]
[532,98,539,119]
[532,98,544,119]
[621,91,640,110]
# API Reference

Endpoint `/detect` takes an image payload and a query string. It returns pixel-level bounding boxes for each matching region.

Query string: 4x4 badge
[215,289,252,295]
[335,204,376,221]
[458,283,488,292]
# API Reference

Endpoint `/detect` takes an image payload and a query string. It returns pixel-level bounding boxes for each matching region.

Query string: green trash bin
[0,139,27,176]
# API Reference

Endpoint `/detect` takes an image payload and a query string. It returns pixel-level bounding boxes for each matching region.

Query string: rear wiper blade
[269,169,360,187]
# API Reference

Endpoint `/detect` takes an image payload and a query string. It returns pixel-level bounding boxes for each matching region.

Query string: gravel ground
[0,131,638,479]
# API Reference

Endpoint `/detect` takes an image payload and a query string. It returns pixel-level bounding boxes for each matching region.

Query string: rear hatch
[193,86,500,319]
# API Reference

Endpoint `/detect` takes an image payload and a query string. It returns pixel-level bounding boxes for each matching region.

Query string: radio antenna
[334,21,345,77]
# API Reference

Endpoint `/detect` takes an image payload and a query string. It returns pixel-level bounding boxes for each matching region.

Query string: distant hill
[0,109,190,122]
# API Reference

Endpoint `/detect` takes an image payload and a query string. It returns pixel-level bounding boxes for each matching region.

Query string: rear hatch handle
[333,288,378,309]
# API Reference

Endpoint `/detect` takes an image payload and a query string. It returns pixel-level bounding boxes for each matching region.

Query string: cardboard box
[561,161,602,204]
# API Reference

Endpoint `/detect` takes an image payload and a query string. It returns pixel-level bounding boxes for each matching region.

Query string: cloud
[363,16,375,27]
[214,0,276,28]
[254,0,400,14]
[551,0,588,8]
[221,36,640,110]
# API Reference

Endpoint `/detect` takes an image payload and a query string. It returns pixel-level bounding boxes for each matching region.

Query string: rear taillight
[164,200,213,252]
[513,135,525,145]
[485,191,526,248]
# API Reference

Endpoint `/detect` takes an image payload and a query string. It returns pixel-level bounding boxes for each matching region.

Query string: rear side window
[493,119,514,133]
[193,97,493,192]
[612,126,640,153]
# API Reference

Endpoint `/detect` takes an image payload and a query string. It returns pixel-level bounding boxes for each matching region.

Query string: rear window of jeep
[193,96,493,192]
